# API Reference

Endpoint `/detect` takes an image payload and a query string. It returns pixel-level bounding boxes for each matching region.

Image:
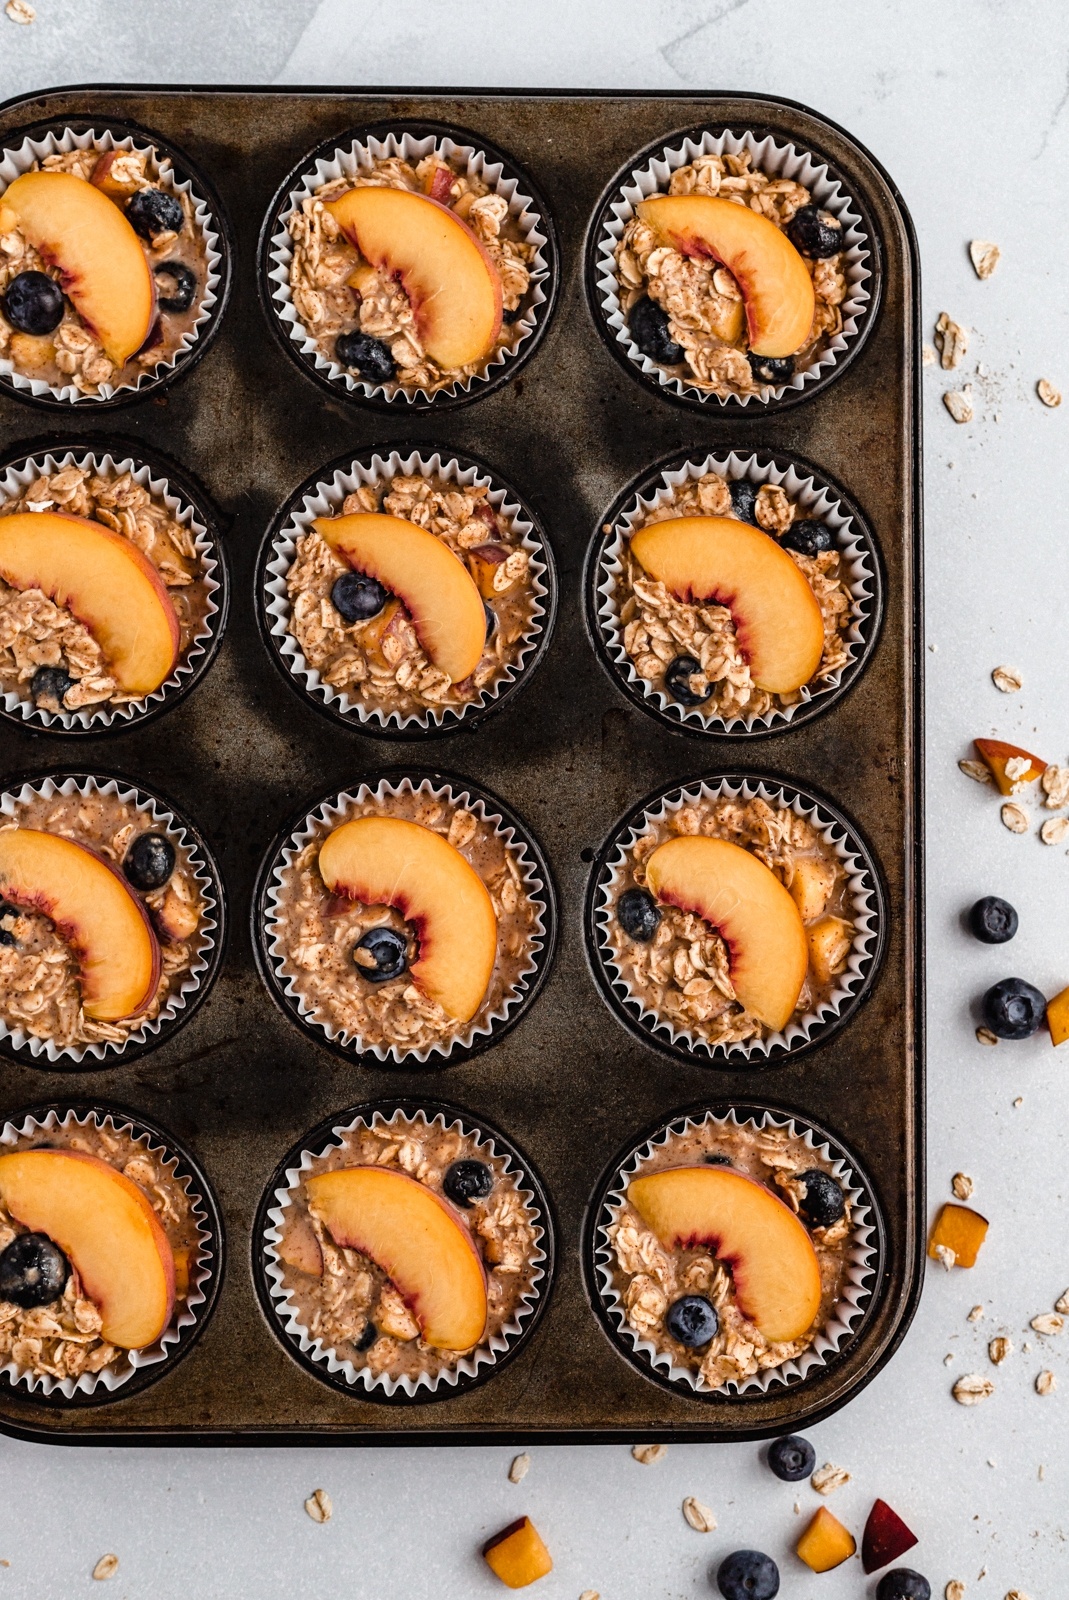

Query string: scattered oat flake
[1055,1289,1069,1314]
[989,1336,1012,1365]
[970,239,1000,279]
[934,1243,957,1270]
[810,1462,850,1495]
[1030,1312,1064,1335]
[923,344,936,366]
[992,665,1023,693]
[946,1585,966,1600]
[1042,764,1069,808]
[1013,1096,1023,1107]
[976,1026,999,1046]
[944,387,974,424]
[92,1555,119,1581]
[936,312,969,369]
[1003,756,1032,782]
[631,1442,667,1464]
[509,1452,531,1484]
[1000,802,1029,834]
[304,1489,332,1523]
[968,1304,984,1322]
[944,1352,955,1366]
[952,1172,974,1200]
[959,758,992,785]
[682,1496,717,1533]
[1036,1369,1056,1395]
[1040,816,1069,845]
[1037,379,1062,408]
[580,1592,600,1600]
[4,0,35,21]
[953,1373,995,1404]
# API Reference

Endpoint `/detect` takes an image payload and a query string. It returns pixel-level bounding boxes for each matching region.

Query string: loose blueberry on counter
[747,352,795,386]
[124,832,176,891]
[616,887,661,943]
[335,330,396,385]
[2,270,65,335]
[797,1169,846,1229]
[780,520,834,558]
[875,1570,931,1600]
[0,1232,70,1308]
[443,1159,494,1208]
[703,1153,732,1166]
[483,601,497,640]
[355,1320,378,1352]
[968,895,1018,944]
[331,571,388,623]
[665,1294,718,1348]
[30,665,74,708]
[627,296,685,365]
[767,1433,816,1482]
[664,654,713,706]
[717,1549,780,1600]
[728,480,759,525]
[153,260,197,314]
[981,977,1046,1040]
[786,204,844,259]
[126,187,184,241]
[353,925,407,983]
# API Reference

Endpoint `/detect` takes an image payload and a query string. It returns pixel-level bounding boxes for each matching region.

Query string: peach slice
[0,511,180,695]
[861,1499,918,1574]
[1048,983,1069,1046]
[305,1165,487,1349]
[973,738,1046,796]
[0,827,160,1020]
[482,1517,554,1588]
[629,516,824,693]
[645,834,808,1030]
[928,1202,988,1268]
[318,815,497,1023]
[637,194,815,357]
[627,1165,821,1342]
[0,1149,175,1348]
[325,185,502,369]
[316,513,485,684]
[797,1506,857,1572]
[2,170,155,364]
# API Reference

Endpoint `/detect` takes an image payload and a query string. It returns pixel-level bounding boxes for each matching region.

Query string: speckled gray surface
[0,2,1066,1595]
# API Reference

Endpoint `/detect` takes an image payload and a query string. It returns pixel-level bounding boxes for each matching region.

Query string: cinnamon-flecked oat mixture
[606,1119,854,1391]
[275,1114,541,1384]
[0,463,212,716]
[286,474,538,720]
[287,152,536,392]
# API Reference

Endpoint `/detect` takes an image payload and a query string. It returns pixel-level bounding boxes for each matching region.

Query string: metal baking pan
[0,84,922,1444]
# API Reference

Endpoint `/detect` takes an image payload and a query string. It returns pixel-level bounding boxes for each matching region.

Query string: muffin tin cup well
[584,1100,884,1401]
[588,122,881,411]
[257,443,557,738]
[260,120,558,411]
[0,440,229,735]
[254,1098,555,1404]
[586,771,886,1069]
[0,1100,223,1405]
[585,447,883,737]
[0,118,232,409]
[0,771,226,1070]
[252,770,557,1069]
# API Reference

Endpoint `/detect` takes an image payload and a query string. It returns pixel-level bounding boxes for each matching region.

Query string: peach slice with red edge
[0,1148,175,1348]
[928,1202,988,1267]
[645,834,808,1030]
[0,511,180,695]
[305,1165,487,1349]
[627,1165,821,1341]
[316,512,485,685]
[629,516,824,694]
[2,169,155,364]
[482,1517,553,1588]
[0,827,160,1021]
[318,815,497,1024]
[973,738,1046,796]
[797,1506,857,1572]
[861,1499,918,1574]
[636,193,815,357]
[325,185,502,369]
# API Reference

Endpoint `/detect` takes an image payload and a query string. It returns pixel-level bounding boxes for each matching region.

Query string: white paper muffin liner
[0,449,223,730]
[263,449,550,732]
[261,775,549,1065]
[595,127,874,406]
[0,125,223,404]
[0,774,221,1065]
[262,1105,548,1398]
[593,1105,878,1397]
[267,128,551,404]
[0,1105,216,1399]
[594,775,880,1063]
[595,450,878,733]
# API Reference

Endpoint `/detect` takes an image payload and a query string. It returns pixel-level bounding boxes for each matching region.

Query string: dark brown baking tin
[0,85,922,1446]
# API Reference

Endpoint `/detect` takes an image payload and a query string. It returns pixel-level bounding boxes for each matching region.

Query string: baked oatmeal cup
[0,1103,220,1400]
[590,450,879,734]
[0,121,227,406]
[260,447,554,734]
[0,773,223,1066]
[256,774,553,1066]
[589,775,881,1066]
[592,126,875,408]
[588,1104,879,1397]
[0,446,225,731]
[259,1102,551,1399]
[264,123,554,406]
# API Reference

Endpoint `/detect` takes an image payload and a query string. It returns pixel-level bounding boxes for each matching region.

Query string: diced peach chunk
[861,1498,918,1574]
[482,1517,553,1588]
[1047,983,1069,1045]
[928,1203,989,1268]
[469,543,513,599]
[797,1506,857,1572]
[8,332,56,370]
[806,916,854,985]
[973,738,1046,796]
[790,856,836,921]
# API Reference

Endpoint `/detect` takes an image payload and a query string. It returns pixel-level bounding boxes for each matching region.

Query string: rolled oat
[1035,1369,1056,1395]
[811,1462,850,1495]
[952,1373,994,1404]
[991,665,1023,693]
[969,240,1000,279]
[682,1497,717,1532]
[988,1336,1012,1365]
[952,1173,974,1200]
[1037,379,1062,408]
[1000,802,1029,835]
[631,1442,667,1464]
[91,1555,118,1581]
[944,388,974,424]
[935,313,969,369]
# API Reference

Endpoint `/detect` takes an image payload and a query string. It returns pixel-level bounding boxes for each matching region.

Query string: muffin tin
[0,86,921,1445]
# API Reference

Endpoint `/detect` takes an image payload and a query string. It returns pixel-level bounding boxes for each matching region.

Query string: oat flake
[952,1172,974,1200]
[936,312,969,370]
[631,1442,667,1465]
[1055,1290,1069,1315]
[1042,764,1069,808]
[969,240,1000,279]
[92,1555,119,1581]
[944,387,974,424]
[1037,379,1062,408]
[992,665,1023,693]
[968,1304,984,1322]
[1036,1369,1056,1395]
[976,1026,999,1046]
[946,1584,966,1600]
[959,758,993,785]
[1030,1312,1064,1335]
[989,1336,1012,1365]
[1000,802,1029,834]
[1003,756,1032,782]
[923,344,936,366]
[304,1489,332,1523]
[953,1373,994,1404]
[682,1496,717,1532]
[580,1592,600,1600]
[1005,1592,1032,1600]
[509,1452,531,1484]
[811,1462,850,1495]
[4,0,35,21]
[1041,816,1069,845]
[934,1243,957,1270]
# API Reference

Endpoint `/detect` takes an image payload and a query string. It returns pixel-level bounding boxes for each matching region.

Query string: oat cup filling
[256,774,554,1066]
[587,1105,880,1398]
[258,1102,552,1400]
[0,1104,220,1400]
[0,123,226,405]
[0,774,223,1066]
[264,124,554,406]
[260,448,554,734]
[592,127,876,407]
[588,775,883,1066]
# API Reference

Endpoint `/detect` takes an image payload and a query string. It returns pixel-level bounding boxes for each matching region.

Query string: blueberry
[0,1232,70,1308]
[153,260,197,314]
[353,925,407,983]
[717,1549,780,1600]
[786,204,844,259]
[780,520,834,557]
[747,352,795,386]
[30,665,74,709]
[2,270,65,335]
[665,1294,718,1347]
[664,654,713,706]
[483,601,497,640]
[876,1570,931,1600]
[355,1320,378,1352]
[703,1153,732,1166]
[627,296,684,365]
[443,1159,494,1208]
[968,895,1018,944]
[981,977,1046,1040]
[728,480,759,525]
[797,1169,845,1228]
[767,1433,816,1482]
[124,832,176,891]
[331,571,388,623]
[0,927,13,948]
[125,187,184,241]
[617,887,661,943]
[335,330,396,385]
